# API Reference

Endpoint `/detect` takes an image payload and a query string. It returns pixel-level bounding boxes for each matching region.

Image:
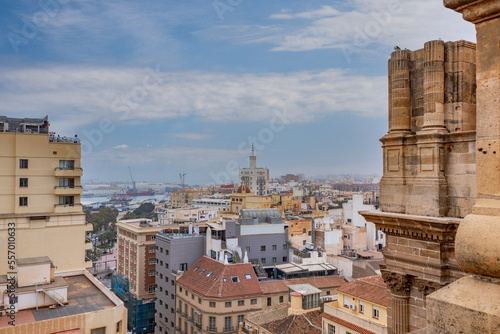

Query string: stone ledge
[426,276,500,333]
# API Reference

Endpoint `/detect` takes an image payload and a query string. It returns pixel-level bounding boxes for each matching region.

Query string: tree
[90,207,118,233]
[121,211,136,220]
[134,202,155,216]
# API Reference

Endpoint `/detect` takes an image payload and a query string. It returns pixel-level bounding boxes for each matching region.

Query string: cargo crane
[179,173,186,189]
[127,167,154,196]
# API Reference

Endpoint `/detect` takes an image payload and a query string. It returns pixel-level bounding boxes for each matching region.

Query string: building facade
[170,189,212,209]
[361,39,478,333]
[322,275,388,334]
[239,146,269,196]
[115,219,164,333]
[154,232,205,334]
[0,115,127,333]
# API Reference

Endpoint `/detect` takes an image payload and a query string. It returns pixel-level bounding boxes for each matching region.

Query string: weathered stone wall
[381,40,476,218]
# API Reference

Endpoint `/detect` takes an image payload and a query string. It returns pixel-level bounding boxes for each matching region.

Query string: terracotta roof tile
[336,275,387,306]
[262,310,323,334]
[177,256,262,298]
[260,276,347,295]
[322,312,377,334]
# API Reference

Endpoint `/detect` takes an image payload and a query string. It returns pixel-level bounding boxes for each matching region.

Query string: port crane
[129,167,137,191]
[179,173,186,189]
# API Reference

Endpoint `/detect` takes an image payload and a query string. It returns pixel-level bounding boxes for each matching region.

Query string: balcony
[54,203,82,213]
[223,326,235,333]
[54,167,83,177]
[54,185,83,196]
[176,308,182,315]
[206,327,218,333]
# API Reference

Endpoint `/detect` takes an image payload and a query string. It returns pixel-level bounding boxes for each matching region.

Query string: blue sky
[0,0,475,185]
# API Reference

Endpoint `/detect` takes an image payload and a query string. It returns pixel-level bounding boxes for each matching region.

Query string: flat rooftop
[0,275,116,328]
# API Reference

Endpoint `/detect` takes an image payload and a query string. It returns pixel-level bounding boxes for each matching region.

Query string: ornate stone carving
[381,270,412,294]
[413,278,447,296]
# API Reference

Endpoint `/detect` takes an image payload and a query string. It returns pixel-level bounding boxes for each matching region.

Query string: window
[148,284,157,293]
[279,296,284,303]
[116,320,122,333]
[245,246,250,252]
[166,249,169,255]
[198,298,202,304]
[149,246,157,253]
[90,327,106,334]
[209,316,216,331]
[343,296,349,307]
[59,160,75,169]
[149,258,157,264]
[19,178,28,187]
[59,178,75,187]
[19,197,28,206]
[303,228,306,234]
[19,159,28,169]
[225,301,232,307]
[302,293,320,310]
[148,269,155,276]
[59,196,74,205]
[237,315,244,326]
[308,231,312,236]
[209,301,216,308]
[272,257,277,263]
[238,300,244,306]
[283,244,287,250]
[272,245,277,250]
[359,301,364,313]
[267,297,271,306]
[283,256,287,262]
[328,324,335,334]
[179,263,188,271]
[303,240,306,245]
[224,316,232,331]
[373,305,379,319]
[261,245,266,251]
[251,299,257,305]
[231,276,239,283]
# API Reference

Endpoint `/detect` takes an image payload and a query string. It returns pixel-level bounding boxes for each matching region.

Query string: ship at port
[127,167,156,196]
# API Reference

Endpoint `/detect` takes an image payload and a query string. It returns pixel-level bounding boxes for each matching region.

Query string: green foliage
[121,211,136,220]
[89,207,118,233]
[134,202,155,216]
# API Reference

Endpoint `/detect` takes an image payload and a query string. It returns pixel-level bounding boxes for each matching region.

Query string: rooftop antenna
[179,172,187,189]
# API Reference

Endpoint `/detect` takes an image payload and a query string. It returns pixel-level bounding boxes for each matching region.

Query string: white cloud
[0,65,387,133]
[203,0,476,52]
[269,5,340,20]
[113,144,129,149]
[168,132,215,140]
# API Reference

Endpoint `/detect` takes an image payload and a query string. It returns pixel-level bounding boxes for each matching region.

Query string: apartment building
[170,189,212,208]
[155,231,205,334]
[175,256,263,334]
[0,115,127,333]
[115,219,164,333]
[322,275,387,334]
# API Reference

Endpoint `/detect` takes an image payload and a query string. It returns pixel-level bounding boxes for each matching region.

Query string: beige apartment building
[0,116,90,274]
[0,115,127,334]
[170,189,212,208]
[174,256,347,334]
[116,219,164,299]
[175,256,263,334]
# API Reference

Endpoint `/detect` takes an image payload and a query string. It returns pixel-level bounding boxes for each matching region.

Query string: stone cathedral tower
[362,40,477,333]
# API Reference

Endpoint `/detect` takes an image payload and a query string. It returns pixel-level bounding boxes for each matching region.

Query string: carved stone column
[389,50,412,133]
[382,270,412,334]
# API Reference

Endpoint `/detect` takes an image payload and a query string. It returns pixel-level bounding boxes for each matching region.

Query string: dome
[236,184,252,194]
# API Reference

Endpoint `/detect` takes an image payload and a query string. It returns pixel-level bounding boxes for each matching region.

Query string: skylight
[200,269,206,274]
[214,276,218,281]
[223,277,227,282]
[206,271,213,277]
[193,266,199,271]
[245,274,252,279]
[231,276,240,283]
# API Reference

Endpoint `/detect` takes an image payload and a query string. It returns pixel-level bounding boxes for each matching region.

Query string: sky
[0,0,476,185]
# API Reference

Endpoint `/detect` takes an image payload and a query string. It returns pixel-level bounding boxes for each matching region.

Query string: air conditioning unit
[350,304,356,310]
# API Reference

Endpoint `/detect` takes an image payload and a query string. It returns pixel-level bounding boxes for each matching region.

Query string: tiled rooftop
[336,275,387,306]
[261,310,323,334]
[177,256,262,298]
